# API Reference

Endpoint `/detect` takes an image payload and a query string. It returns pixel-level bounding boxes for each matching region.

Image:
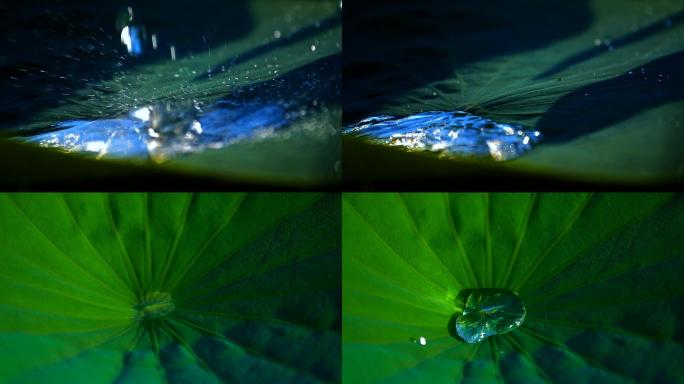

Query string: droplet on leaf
[455,288,525,343]
[134,291,175,321]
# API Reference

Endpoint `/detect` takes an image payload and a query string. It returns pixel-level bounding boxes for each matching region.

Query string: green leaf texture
[0,193,340,383]
[343,193,684,383]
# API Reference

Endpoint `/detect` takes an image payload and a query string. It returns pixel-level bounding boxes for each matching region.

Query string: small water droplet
[134,292,175,321]
[410,336,428,346]
[455,289,526,344]
[310,44,317,52]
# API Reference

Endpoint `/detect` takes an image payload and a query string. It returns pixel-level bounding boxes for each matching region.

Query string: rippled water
[344,111,541,161]
[25,100,294,162]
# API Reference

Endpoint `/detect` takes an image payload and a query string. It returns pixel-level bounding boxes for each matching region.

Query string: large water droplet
[344,111,541,161]
[455,289,525,343]
[134,291,175,321]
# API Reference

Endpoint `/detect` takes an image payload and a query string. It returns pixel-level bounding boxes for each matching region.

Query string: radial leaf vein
[499,193,537,288]
[345,199,451,295]
[442,193,479,288]
[512,193,595,291]
[4,195,131,302]
[396,193,464,289]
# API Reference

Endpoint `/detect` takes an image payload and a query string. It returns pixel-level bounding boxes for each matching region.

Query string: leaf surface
[0,193,341,383]
[342,193,684,383]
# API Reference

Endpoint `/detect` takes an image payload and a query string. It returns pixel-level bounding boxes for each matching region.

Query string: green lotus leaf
[0,193,340,383]
[342,193,684,383]
[343,0,684,185]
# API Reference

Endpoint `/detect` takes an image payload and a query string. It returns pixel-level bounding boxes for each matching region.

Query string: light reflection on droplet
[131,106,151,122]
[455,289,526,344]
[410,336,427,346]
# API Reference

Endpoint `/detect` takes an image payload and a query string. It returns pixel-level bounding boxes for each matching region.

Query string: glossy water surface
[344,111,541,161]
[455,288,526,343]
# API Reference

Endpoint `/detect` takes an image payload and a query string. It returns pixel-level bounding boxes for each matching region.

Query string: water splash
[25,100,295,162]
[344,111,541,161]
[455,289,526,343]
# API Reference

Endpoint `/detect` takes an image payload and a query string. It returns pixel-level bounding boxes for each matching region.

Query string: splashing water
[455,289,526,343]
[25,100,295,162]
[344,111,542,161]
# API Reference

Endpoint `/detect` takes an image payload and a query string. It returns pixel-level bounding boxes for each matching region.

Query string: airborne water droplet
[455,289,525,343]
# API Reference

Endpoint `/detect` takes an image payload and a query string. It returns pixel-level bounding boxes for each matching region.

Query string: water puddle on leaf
[24,100,295,162]
[134,291,175,321]
[455,289,525,343]
[344,111,541,161]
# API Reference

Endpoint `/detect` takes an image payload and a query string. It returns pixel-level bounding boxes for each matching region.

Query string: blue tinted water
[25,100,293,162]
[344,111,541,161]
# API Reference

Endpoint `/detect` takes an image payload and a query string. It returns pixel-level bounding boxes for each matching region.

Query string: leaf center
[134,291,175,321]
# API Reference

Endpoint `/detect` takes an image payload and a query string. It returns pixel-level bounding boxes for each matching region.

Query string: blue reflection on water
[343,111,542,161]
[26,101,292,161]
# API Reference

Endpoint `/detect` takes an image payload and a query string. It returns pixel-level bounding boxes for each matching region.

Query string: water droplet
[410,336,427,346]
[273,30,282,39]
[310,44,317,52]
[120,25,144,56]
[455,289,526,343]
[134,292,175,321]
